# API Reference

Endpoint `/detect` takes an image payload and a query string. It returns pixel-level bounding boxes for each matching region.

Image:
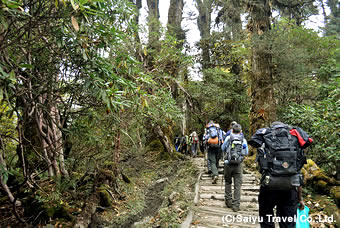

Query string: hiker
[174,135,181,152]
[224,121,239,139]
[204,121,223,184]
[249,121,312,228]
[214,123,224,166]
[180,134,188,155]
[199,132,204,154]
[221,123,248,212]
[189,130,199,157]
[202,130,212,173]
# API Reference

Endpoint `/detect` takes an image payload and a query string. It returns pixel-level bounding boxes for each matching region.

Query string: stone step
[200,193,258,203]
[193,212,260,228]
[189,157,263,228]
[201,174,256,179]
[198,206,258,216]
[200,185,260,192]
[199,190,259,197]
[199,180,257,186]
[199,199,259,210]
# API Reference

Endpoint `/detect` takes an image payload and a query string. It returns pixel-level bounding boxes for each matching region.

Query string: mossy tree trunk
[196,0,214,75]
[248,0,276,138]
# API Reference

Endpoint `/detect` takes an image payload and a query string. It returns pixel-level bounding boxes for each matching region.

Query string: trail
[188,157,261,228]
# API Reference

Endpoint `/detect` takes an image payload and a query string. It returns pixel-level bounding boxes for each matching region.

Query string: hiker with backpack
[221,123,248,212]
[224,121,238,139]
[249,121,312,228]
[189,131,199,157]
[180,134,189,155]
[174,135,181,152]
[204,121,224,184]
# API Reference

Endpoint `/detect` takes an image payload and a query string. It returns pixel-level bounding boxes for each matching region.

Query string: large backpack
[226,134,244,165]
[192,135,199,143]
[258,124,306,190]
[207,125,220,148]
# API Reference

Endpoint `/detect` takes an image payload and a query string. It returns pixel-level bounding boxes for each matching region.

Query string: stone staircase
[189,157,261,228]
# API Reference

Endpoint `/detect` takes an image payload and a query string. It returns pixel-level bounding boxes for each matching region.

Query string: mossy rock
[97,169,115,184]
[330,186,340,207]
[314,180,329,194]
[146,139,164,152]
[303,159,337,185]
[98,185,113,207]
[44,204,74,222]
[323,204,340,227]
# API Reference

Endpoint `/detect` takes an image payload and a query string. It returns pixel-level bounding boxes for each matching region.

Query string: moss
[97,169,115,183]
[330,186,340,207]
[314,180,329,194]
[303,159,337,186]
[98,185,113,207]
[146,140,164,152]
[323,204,340,227]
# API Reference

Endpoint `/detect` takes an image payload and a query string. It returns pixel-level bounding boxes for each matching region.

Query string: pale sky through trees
[139,0,329,80]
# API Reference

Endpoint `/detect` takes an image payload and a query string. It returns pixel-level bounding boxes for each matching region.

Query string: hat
[232,124,242,133]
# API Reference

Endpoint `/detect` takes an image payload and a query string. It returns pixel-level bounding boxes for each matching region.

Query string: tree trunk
[248,0,276,137]
[230,0,242,41]
[196,0,214,73]
[131,0,143,61]
[0,138,21,206]
[147,0,160,49]
[154,126,174,154]
[167,0,185,41]
[167,0,185,100]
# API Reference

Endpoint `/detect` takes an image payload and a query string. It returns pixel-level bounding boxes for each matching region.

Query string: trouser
[258,187,298,228]
[191,143,197,156]
[224,163,243,208]
[181,145,187,155]
[207,147,219,177]
[175,144,180,152]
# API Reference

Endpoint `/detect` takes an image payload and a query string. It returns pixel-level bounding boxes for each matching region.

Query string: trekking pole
[221,172,223,190]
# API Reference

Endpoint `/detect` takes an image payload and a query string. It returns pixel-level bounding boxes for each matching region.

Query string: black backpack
[257,124,306,190]
[226,134,244,165]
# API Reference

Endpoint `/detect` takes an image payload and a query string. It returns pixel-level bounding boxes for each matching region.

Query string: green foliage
[188,67,249,132]
[282,54,340,174]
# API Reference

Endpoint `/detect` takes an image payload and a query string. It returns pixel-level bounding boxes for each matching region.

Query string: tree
[247,0,276,136]
[196,0,214,73]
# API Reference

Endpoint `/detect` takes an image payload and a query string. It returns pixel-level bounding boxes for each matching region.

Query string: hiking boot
[225,200,232,208]
[212,176,218,184]
[232,207,240,212]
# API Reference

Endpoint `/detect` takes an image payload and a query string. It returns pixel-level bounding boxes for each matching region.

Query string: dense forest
[0,0,339,227]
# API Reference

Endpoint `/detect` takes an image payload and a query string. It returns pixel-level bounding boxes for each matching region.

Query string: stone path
[189,157,262,228]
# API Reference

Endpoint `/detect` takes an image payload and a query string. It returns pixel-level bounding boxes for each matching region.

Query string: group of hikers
[175,120,313,228]
[174,131,201,157]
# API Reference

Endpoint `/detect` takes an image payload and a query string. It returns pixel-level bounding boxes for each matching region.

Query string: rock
[155,177,169,184]
[314,180,329,194]
[168,192,179,205]
[330,186,340,207]
[303,159,338,187]
[98,185,113,207]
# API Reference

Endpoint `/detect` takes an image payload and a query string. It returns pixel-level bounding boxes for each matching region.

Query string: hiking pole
[221,173,223,190]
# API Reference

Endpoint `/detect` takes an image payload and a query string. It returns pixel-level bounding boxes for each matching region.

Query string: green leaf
[19,64,33,69]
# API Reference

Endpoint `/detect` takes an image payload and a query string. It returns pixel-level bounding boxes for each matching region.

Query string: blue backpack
[207,126,220,147]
